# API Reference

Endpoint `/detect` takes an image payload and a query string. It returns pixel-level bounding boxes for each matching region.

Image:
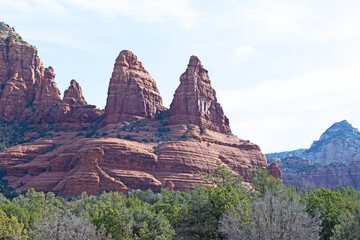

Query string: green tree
[0,208,26,239]
[303,188,356,240]
[177,185,241,239]
[131,207,175,240]
[331,212,360,240]
[202,160,244,190]
[250,168,282,196]
[92,206,133,239]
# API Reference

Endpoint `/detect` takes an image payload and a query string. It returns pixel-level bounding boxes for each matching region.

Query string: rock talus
[168,56,230,133]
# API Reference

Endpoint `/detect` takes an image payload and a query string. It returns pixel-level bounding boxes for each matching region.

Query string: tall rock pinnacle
[168,56,230,133]
[104,50,164,123]
[63,79,88,106]
[33,66,61,108]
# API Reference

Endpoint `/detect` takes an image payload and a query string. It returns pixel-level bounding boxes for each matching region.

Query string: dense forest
[0,162,359,240]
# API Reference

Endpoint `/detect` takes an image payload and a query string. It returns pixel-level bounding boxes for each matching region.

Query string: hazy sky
[1,0,360,153]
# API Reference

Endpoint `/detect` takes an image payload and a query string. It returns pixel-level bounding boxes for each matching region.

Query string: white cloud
[20,29,92,51]
[234,45,258,63]
[218,63,360,152]
[0,0,199,28]
[219,63,360,112]
[0,0,68,18]
[65,0,199,28]
[203,0,360,43]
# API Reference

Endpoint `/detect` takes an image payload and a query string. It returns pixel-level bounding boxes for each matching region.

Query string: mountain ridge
[266,120,360,188]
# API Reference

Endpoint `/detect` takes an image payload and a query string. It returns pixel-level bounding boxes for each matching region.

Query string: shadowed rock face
[0,22,280,196]
[104,50,165,123]
[168,56,230,133]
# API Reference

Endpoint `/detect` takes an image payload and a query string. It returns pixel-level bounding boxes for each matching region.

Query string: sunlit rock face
[168,56,230,133]
[0,22,277,196]
[0,22,61,121]
[104,50,165,123]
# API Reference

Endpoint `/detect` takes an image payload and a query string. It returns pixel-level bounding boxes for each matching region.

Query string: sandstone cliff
[0,23,280,196]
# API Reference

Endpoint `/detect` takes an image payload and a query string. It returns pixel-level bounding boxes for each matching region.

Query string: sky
[1,0,360,153]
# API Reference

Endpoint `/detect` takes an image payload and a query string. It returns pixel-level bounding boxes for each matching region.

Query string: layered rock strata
[0,22,280,196]
[0,125,273,194]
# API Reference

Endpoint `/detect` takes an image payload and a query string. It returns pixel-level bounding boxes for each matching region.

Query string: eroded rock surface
[63,79,87,106]
[0,22,278,196]
[0,22,57,120]
[0,124,272,194]
[168,56,230,133]
[104,50,164,123]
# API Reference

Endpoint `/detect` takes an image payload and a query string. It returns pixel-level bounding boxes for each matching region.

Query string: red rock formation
[0,121,270,195]
[269,155,358,189]
[32,66,61,108]
[0,23,43,120]
[267,121,360,189]
[0,23,64,121]
[267,162,282,181]
[53,148,127,196]
[63,79,87,106]
[168,56,230,133]
[104,50,164,123]
[0,23,273,196]
[282,162,354,189]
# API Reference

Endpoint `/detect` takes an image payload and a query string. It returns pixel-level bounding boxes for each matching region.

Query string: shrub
[124,135,133,141]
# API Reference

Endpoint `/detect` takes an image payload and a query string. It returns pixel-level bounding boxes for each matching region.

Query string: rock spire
[168,56,230,133]
[104,50,164,123]
[63,79,88,106]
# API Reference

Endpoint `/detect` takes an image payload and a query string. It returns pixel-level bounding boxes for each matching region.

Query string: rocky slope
[267,120,360,189]
[0,22,280,196]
